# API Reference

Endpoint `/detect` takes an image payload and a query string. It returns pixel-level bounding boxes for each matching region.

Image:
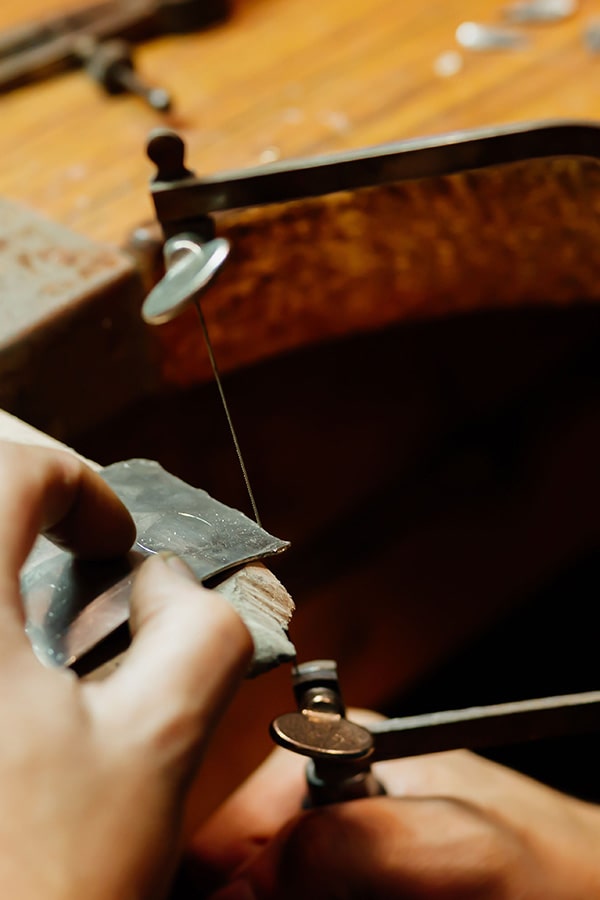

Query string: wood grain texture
[154,157,600,386]
[0,0,599,248]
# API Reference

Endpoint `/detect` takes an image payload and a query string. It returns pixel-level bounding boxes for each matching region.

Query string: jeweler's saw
[6,120,600,794]
[138,120,600,803]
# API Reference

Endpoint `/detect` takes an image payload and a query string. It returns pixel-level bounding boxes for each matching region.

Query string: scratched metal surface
[21,459,292,674]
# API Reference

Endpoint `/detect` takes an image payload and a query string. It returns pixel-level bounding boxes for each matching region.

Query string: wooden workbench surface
[0,0,599,247]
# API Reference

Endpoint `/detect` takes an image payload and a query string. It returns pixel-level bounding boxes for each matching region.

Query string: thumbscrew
[75,37,172,112]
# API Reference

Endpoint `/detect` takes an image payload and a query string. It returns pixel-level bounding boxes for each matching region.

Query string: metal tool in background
[456,0,577,53]
[502,0,578,24]
[75,35,172,112]
[583,20,600,54]
[0,0,230,109]
[271,660,600,806]
[455,21,527,51]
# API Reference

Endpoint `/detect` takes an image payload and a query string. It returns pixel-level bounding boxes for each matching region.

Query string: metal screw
[75,37,172,112]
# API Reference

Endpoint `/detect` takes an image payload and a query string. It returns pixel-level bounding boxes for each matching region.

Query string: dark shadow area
[385,552,600,803]
[75,302,600,799]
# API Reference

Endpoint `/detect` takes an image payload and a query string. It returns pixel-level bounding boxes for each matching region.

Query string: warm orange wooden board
[0,0,599,246]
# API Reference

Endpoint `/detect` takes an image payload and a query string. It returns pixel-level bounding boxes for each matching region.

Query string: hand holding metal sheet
[22,459,293,675]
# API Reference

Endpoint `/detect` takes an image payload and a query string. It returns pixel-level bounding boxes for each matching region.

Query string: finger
[185,709,387,889]
[191,738,571,893]
[96,553,253,782]
[0,442,135,644]
[0,441,135,568]
[187,747,308,889]
[209,793,522,900]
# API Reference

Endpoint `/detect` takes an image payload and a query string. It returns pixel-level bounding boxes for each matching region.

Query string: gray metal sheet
[21,459,291,674]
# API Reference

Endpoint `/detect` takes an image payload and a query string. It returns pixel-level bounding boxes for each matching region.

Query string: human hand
[188,719,600,898]
[0,441,252,900]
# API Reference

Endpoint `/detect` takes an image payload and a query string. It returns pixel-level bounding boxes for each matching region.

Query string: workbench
[1,0,600,247]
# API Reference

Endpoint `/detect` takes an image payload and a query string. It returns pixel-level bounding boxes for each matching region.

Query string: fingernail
[210,879,256,900]
[158,551,198,582]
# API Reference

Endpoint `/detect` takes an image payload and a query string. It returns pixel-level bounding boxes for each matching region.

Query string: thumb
[94,552,253,779]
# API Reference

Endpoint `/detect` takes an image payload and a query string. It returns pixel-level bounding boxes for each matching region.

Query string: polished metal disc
[270,711,374,761]
[142,235,230,324]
